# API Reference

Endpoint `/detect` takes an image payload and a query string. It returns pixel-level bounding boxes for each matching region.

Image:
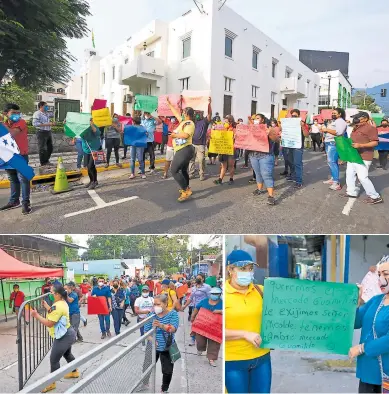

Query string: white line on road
[87,190,106,207]
[342,198,357,216]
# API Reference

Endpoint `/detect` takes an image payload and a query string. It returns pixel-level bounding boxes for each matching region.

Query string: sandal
[209,360,217,367]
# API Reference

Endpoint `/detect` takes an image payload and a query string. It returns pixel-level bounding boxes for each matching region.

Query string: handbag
[372,296,389,393]
[85,140,106,165]
[54,316,68,339]
[162,314,181,363]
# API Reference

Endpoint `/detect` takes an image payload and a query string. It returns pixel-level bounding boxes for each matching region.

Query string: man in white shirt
[134,285,154,350]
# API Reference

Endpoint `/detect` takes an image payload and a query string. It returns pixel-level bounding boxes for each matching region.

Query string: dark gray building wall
[299,49,349,77]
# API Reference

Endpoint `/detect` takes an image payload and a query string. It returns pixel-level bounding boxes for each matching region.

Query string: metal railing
[17,293,54,390]
[19,315,157,393]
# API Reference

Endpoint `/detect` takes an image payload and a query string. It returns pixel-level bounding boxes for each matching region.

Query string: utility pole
[364,83,367,107]
[327,74,332,109]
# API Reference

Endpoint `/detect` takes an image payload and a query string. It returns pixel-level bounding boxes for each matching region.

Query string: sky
[65,0,389,88]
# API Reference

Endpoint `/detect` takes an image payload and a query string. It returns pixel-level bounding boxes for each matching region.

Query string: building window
[80,77,83,95]
[252,85,259,98]
[251,100,257,116]
[144,84,152,96]
[282,98,287,108]
[182,37,191,59]
[271,92,277,103]
[252,46,260,70]
[306,80,310,97]
[285,68,292,78]
[224,29,237,58]
[112,66,115,80]
[298,73,302,80]
[57,88,65,94]
[102,72,105,84]
[271,58,278,78]
[36,95,42,101]
[296,100,301,108]
[225,77,233,92]
[179,77,190,91]
[124,58,129,64]
[270,104,275,119]
[46,87,55,93]
[146,51,155,58]
[319,95,330,106]
[223,95,232,117]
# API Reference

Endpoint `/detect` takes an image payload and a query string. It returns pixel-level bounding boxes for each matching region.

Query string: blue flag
[0,123,35,180]
[123,125,147,148]
[375,129,389,151]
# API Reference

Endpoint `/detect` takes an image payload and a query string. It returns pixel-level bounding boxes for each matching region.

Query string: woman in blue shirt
[111,279,125,335]
[349,257,389,393]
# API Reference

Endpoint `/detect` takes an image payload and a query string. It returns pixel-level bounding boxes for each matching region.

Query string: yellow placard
[208,130,234,155]
[278,109,288,121]
[92,108,112,128]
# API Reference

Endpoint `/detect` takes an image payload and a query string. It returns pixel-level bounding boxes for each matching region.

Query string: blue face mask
[236,271,254,286]
[210,294,220,301]
[9,114,21,122]
[44,105,49,111]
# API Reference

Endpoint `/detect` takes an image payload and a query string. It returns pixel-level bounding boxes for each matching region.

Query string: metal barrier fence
[19,315,157,393]
[17,293,54,390]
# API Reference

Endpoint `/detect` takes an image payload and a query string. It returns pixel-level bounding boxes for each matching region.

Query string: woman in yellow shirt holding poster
[225,250,272,393]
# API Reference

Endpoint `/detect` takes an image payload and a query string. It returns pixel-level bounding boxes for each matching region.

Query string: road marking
[87,190,106,207]
[342,198,357,216]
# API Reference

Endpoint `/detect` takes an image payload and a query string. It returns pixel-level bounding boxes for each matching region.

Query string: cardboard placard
[361,271,381,302]
[64,112,92,138]
[92,108,112,128]
[191,308,222,344]
[123,125,147,147]
[88,296,109,315]
[182,90,211,112]
[281,118,302,148]
[92,99,107,111]
[208,130,234,155]
[158,94,182,116]
[376,128,389,151]
[176,284,188,299]
[234,124,269,152]
[134,95,158,113]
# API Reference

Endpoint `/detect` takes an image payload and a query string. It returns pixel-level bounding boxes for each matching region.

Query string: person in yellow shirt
[166,97,195,202]
[161,279,179,311]
[30,284,79,393]
[225,250,272,393]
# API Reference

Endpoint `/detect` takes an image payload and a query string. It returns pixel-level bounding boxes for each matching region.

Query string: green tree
[352,90,382,112]
[0,0,90,89]
[64,235,79,262]
[0,81,35,113]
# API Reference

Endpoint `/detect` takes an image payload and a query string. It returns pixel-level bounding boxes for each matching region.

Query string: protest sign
[281,118,302,148]
[234,124,269,153]
[191,308,222,344]
[208,130,234,155]
[260,278,358,355]
[134,95,158,113]
[92,108,112,128]
[278,110,288,121]
[88,296,109,315]
[118,115,133,126]
[92,99,107,111]
[158,94,182,116]
[376,128,389,151]
[334,137,364,164]
[64,112,92,138]
[286,110,308,122]
[154,130,163,144]
[176,284,188,299]
[123,125,147,147]
[361,271,381,302]
[182,90,211,112]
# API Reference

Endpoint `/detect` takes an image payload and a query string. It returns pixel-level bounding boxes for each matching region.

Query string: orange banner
[192,308,222,343]
[176,284,188,299]
[234,124,269,152]
[158,94,182,116]
[182,90,210,112]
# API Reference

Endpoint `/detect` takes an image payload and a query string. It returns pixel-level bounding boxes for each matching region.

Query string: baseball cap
[66,281,76,287]
[161,279,170,285]
[351,111,370,120]
[142,285,150,291]
[226,250,255,267]
[210,287,222,294]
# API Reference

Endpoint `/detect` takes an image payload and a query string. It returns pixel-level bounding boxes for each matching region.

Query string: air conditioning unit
[123,94,133,103]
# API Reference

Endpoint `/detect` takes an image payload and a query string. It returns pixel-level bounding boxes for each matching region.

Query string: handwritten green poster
[134,95,158,113]
[260,278,358,355]
[335,136,364,164]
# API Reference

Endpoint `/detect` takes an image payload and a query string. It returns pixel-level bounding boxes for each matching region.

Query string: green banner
[64,112,92,138]
[260,278,358,355]
[371,113,385,126]
[335,136,364,164]
[134,95,158,113]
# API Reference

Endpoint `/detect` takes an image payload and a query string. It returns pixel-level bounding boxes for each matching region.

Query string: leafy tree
[0,81,35,113]
[352,90,382,113]
[64,235,79,262]
[0,0,90,89]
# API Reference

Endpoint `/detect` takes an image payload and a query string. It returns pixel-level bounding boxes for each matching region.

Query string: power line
[218,0,227,10]
[192,0,204,14]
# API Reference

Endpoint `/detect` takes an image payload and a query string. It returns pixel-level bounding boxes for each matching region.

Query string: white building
[67,0,320,119]
[317,70,352,110]
[35,82,67,112]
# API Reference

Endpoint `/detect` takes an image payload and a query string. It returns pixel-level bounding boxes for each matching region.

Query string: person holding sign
[165,98,195,202]
[81,119,101,190]
[126,116,147,180]
[225,250,271,394]
[104,114,123,169]
[349,256,389,393]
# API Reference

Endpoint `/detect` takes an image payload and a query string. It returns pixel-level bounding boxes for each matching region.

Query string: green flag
[134,95,158,113]
[371,113,385,126]
[64,112,92,138]
[335,136,364,164]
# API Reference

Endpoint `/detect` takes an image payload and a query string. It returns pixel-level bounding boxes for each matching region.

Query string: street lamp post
[327,74,332,109]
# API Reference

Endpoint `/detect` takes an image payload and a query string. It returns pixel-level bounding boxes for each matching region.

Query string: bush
[27,125,65,134]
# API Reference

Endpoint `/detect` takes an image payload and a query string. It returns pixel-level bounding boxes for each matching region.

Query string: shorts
[166,146,175,162]
[219,154,235,162]
[162,135,169,144]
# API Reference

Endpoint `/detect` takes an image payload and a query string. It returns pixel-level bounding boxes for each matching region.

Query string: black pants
[171,145,195,189]
[359,380,381,393]
[143,142,155,169]
[273,142,280,157]
[84,153,97,183]
[161,135,168,155]
[188,305,193,321]
[130,298,136,315]
[378,150,388,169]
[123,145,129,157]
[311,133,322,151]
[36,130,53,165]
[50,328,76,373]
[122,304,130,323]
[106,138,120,165]
[244,150,251,166]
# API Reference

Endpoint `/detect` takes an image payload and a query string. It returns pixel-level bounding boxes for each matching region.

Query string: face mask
[271,124,276,127]
[382,124,388,128]
[236,271,254,286]
[144,116,150,120]
[292,115,298,118]
[171,118,176,124]
[44,105,49,111]
[98,282,104,287]
[195,278,202,285]
[154,306,163,315]
[113,284,119,289]
[113,117,118,122]
[195,114,200,121]
[379,276,389,294]
[210,294,220,301]
[142,292,149,298]
[353,118,360,125]
[331,115,337,120]
[253,120,260,125]
[9,114,21,122]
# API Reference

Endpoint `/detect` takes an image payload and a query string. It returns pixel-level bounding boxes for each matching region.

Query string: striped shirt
[144,310,179,351]
[32,110,51,131]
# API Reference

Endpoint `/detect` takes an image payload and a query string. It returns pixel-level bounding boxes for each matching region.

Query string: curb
[0,158,166,189]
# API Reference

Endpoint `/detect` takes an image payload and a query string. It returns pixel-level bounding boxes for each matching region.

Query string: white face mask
[379,275,389,294]
[142,292,149,298]
[154,306,163,315]
[98,282,104,287]
[253,120,260,125]
[171,118,176,124]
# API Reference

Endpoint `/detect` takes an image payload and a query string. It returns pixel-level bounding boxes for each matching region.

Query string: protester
[141,294,180,393]
[270,119,281,166]
[41,278,53,306]
[91,277,112,339]
[79,279,91,306]
[162,118,177,179]
[122,281,131,326]
[64,281,83,342]
[166,98,196,202]
[0,103,31,214]
[377,118,389,170]
[189,98,212,181]
[160,116,169,155]
[349,256,389,393]
[129,280,140,315]
[9,284,25,315]
[126,116,147,179]
[186,281,194,322]
[74,136,84,170]
[310,119,322,152]
[104,114,123,168]
[111,279,125,335]
[154,278,162,296]
[248,114,267,183]
[135,285,154,351]
[32,101,54,167]
[225,250,271,394]
[191,287,222,366]
[82,119,101,190]
[145,277,155,297]
[161,279,179,311]
[30,284,79,393]
[321,108,347,191]
[341,112,383,204]
[122,113,133,159]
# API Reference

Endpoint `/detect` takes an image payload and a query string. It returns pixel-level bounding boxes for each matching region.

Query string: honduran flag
[0,123,35,180]
[376,127,389,151]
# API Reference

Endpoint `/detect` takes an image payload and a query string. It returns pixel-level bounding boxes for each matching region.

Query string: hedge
[27,125,65,134]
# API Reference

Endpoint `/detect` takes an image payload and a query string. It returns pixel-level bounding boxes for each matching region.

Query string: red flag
[88,296,109,315]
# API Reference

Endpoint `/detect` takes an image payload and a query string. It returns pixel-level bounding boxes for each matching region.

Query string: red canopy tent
[0,248,64,321]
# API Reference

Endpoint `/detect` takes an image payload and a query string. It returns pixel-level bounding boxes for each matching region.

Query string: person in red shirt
[9,284,25,314]
[153,278,162,296]
[0,103,31,214]
[145,277,155,297]
[79,279,91,306]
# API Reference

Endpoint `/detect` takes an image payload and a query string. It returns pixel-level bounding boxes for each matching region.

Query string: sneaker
[197,351,203,356]
[138,170,142,175]
[178,188,192,202]
[88,182,97,190]
[248,178,256,184]
[199,176,206,181]
[116,163,122,168]
[141,174,146,179]
[0,201,21,211]
[252,189,266,196]
[101,332,106,339]
[85,182,92,188]
[339,193,358,199]
[213,179,222,185]
[228,179,234,185]
[294,183,303,189]
[323,178,334,184]
[76,338,83,343]
[22,204,32,215]
[279,171,288,176]
[64,369,80,379]
[286,177,294,182]
[107,330,112,337]
[104,164,109,168]
[209,360,217,367]
[41,383,56,393]
[364,196,383,205]
[129,174,135,179]
[84,319,87,327]
[267,196,276,205]
[149,169,155,174]
[124,320,130,326]
[329,183,342,191]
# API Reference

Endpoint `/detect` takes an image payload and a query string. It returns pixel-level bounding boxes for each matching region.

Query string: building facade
[67,0,319,119]
[35,82,67,113]
[317,70,352,110]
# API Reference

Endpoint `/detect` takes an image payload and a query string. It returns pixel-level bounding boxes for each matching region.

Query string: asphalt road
[0,150,388,234]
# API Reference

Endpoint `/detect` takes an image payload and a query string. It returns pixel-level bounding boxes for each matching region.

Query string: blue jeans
[111,309,124,335]
[75,138,84,169]
[288,148,304,184]
[325,141,339,183]
[138,316,145,345]
[6,155,30,204]
[130,146,145,174]
[225,353,272,393]
[250,153,275,188]
[98,314,111,334]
